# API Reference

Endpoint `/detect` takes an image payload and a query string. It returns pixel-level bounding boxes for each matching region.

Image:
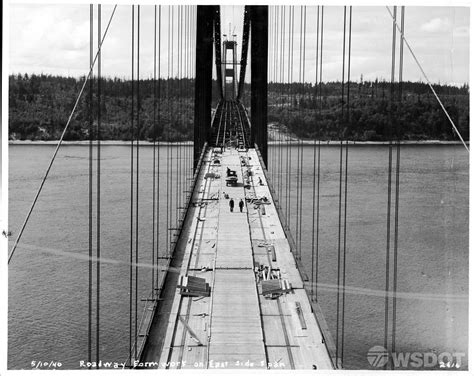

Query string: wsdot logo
[367,346,464,369]
[367,346,389,368]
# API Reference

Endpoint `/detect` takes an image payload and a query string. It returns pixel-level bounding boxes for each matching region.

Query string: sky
[7,3,471,86]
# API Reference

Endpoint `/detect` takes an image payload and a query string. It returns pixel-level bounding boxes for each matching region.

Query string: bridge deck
[146,147,333,370]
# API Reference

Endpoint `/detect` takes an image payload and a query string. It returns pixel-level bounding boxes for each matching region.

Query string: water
[8,144,468,370]
[8,144,193,369]
[268,143,469,370]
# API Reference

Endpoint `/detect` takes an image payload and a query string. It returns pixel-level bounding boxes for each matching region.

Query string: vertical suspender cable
[170,6,174,250]
[311,5,320,300]
[96,4,101,365]
[183,5,186,192]
[181,5,184,219]
[176,5,180,229]
[88,4,93,365]
[299,7,306,261]
[285,6,293,229]
[183,6,186,217]
[336,6,347,368]
[279,6,283,204]
[297,6,306,261]
[170,6,175,236]
[341,6,352,367]
[186,5,189,188]
[187,5,190,191]
[276,5,279,176]
[295,6,302,261]
[269,7,272,87]
[152,5,157,296]
[183,5,186,194]
[273,6,276,188]
[177,5,182,229]
[134,5,141,361]
[166,6,171,256]
[271,7,277,179]
[178,5,181,221]
[129,4,135,363]
[289,6,295,233]
[384,5,397,370]
[279,6,285,208]
[316,6,324,301]
[180,5,184,219]
[286,5,290,226]
[392,5,404,360]
[190,5,192,182]
[177,6,180,230]
[156,5,162,291]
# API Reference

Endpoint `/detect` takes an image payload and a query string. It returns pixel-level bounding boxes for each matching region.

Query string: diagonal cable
[8,5,118,264]
[386,6,469,153]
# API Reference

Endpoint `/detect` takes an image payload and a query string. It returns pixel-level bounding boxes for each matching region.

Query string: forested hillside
[267,80,469,141]
[9,74,469,141]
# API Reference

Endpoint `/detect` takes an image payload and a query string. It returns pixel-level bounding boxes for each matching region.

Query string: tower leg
[194,6,215,169]
[250,6,268,166]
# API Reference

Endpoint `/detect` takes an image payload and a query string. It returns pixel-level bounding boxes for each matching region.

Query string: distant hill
[8,74,469,142]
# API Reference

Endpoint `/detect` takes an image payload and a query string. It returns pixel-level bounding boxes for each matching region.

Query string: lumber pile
[177,275,210,297]
[255,262,292,299]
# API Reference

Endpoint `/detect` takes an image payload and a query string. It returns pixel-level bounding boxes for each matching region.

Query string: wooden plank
[295,301,307,330]
[178,316,204,346]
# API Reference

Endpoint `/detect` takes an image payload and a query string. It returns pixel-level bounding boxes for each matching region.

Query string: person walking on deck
[239,199,244,213]
[229,198,234,212]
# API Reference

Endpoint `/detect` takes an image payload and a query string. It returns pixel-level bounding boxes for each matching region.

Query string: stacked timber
[177,275,210,297]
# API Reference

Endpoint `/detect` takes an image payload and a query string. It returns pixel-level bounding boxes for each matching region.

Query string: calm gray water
[8,144,468,370]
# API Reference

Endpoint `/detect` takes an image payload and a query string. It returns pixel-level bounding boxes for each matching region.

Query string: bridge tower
[194,5,269,167]
[223,38,238,99]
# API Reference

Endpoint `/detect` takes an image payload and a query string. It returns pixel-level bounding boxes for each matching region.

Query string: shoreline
[8,140,193,146]
[8,140,468,146]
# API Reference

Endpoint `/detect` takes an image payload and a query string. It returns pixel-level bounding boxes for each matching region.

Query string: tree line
[9,73,469,141]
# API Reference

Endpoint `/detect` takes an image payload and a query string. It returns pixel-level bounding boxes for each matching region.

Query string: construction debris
[205,172,220,179]
[296,302,307,330]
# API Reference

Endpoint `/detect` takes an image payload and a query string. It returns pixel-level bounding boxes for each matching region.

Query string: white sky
[7,3,471,85]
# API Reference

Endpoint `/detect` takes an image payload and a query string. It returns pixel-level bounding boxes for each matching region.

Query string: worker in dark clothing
[239,199,244,212]
[229,198,234,212]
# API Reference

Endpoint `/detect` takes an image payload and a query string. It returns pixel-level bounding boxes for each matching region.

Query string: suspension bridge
[7,4,469,371]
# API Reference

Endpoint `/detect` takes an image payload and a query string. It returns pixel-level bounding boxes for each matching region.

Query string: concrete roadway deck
[141,147,333,370]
